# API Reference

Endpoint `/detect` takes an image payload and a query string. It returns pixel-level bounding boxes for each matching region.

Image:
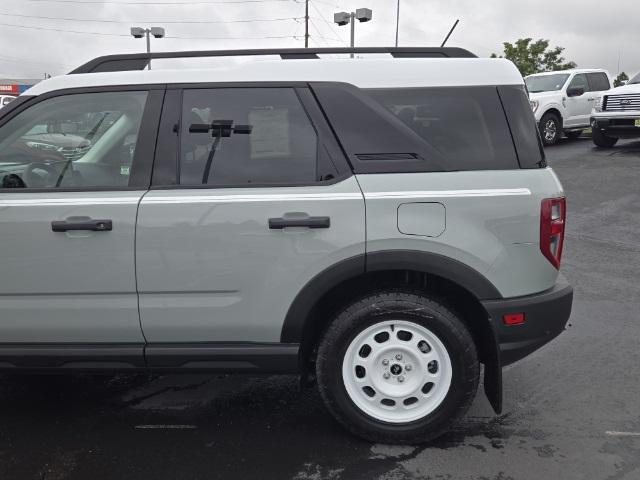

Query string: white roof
[526,68,609,78]
[25,57,523,96]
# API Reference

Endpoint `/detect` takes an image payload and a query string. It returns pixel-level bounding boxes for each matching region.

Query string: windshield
[629,72,640,85]
[525,74,570,93]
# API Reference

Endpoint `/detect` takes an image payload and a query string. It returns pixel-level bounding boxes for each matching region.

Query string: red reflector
[503,313,525,326]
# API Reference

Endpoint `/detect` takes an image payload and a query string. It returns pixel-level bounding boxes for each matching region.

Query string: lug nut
[382,359,389,366]
[405,364,412,371]
[395,354,403,360]
[398,375,405,383]
[383,372,390,379]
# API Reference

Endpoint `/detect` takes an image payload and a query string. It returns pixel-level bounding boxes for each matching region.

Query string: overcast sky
[1,0,639,81]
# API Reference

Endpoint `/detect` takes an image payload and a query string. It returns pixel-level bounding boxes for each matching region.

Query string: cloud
[0,0,638,80]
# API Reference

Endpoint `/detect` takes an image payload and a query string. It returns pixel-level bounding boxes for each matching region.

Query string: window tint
[568,74,588,92]
[525,74,570,93]
[0,91,147,189]
[587,73,610,92]
[366,87,518,170]
[498,85,545,169]
[179,88,320,186]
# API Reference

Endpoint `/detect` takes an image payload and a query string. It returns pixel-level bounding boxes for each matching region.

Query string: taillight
[540,197,566,269]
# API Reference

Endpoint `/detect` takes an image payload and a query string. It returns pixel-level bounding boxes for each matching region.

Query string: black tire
[316,290,479,444]
[539,112,562,146]
[564,130,583,140]
[592,128,618,148]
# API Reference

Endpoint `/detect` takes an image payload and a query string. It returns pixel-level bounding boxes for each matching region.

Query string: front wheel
[539,112,562,146]
[316,291,479,444]
[592,128,618,148]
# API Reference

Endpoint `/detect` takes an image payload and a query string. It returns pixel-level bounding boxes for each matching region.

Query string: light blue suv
[0,47,573,443]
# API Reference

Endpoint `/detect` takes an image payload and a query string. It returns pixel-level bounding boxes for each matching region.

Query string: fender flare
[280,250,502,344]
[280,249,503,413]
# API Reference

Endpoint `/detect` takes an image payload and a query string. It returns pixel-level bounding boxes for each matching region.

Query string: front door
[565,74,592,127]
[136,86,365,345]
[0,89,160,346]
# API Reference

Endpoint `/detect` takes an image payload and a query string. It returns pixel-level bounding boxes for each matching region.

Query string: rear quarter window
[366,87,518,171]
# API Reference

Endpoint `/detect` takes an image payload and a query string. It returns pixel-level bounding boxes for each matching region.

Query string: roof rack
[69,47,477,75]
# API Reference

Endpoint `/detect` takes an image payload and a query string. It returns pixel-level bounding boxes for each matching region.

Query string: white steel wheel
[342,319,453,424]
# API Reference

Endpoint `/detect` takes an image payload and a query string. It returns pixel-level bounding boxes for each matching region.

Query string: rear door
[0,88,162,352]
[136,85,364,351]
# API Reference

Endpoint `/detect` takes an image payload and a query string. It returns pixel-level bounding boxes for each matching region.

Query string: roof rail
[69,47,477,74]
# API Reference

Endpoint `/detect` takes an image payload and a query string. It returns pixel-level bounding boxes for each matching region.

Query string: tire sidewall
[539,113,561,146]
[317,294,478,441]
[592,128,618,148]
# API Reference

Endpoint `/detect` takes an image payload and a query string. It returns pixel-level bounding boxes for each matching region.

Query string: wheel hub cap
[342,320,453,424]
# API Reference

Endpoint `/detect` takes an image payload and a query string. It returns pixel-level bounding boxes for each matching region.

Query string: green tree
[613,72,629,87]
[491,38,577,77]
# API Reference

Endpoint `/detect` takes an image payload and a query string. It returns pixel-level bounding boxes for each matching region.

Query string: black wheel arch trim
[280,249,503,414]
[280,250,502,344]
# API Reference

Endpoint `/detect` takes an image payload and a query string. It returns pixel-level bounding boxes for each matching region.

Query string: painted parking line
[135,425,197,430]
[605,431,640,437]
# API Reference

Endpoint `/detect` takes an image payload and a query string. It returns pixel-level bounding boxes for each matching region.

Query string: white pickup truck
[590,71,640,147]
[526,69,611,145]
[0,95,16,109]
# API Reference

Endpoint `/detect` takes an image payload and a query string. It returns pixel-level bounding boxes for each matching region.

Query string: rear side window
[179,88,323,186]
[365,87,518,171]
[587,73,610,92]
[497,85,545,169]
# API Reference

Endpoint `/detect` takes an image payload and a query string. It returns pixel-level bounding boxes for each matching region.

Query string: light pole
[334,8,373,58]
[395,0,400,47]
[130,26,166,70]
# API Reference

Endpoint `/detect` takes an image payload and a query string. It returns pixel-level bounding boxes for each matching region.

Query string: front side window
[366,87,518,170]
[525,74,570,93]
[0,91,147,189]
[568,74,588,92]
[179,88,320,186]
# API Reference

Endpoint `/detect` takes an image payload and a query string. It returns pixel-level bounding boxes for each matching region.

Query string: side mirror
[567,87,585,97]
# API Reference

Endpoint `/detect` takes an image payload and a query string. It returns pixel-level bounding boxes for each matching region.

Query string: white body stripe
[0,189,531,207]
[142,192,363,204]
[365,188,531,199]
[0,197,141,207]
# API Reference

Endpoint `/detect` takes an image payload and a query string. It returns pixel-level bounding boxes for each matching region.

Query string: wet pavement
[1,138,639,480]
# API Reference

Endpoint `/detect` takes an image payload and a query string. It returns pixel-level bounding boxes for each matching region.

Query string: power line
[24,0,294,4]
[0,21,297,40]
[309,18,341,44]
[0,12,301,24]
[309,0,346,46]
[0,21,129,36]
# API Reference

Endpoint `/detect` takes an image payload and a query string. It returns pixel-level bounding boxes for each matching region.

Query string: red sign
[0,85,19,94]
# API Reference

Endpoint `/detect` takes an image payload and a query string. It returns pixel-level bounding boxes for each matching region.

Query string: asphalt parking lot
[0,137,639,480]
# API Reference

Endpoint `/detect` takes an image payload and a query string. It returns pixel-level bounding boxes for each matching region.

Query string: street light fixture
[130,26,166,70]
[334,8,373,58]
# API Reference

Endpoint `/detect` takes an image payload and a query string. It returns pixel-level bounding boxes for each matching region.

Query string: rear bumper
[591,115,640,139]
[482,274,573,366]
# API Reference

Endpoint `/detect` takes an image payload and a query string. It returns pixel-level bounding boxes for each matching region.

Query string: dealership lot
[0,137,638,480]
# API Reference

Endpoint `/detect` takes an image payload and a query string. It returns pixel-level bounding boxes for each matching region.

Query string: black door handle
[268,216,330,229]
[51,219,113,232]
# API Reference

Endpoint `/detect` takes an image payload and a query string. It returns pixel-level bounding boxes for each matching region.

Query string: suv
[590,71,640,147]
[526,69,611,145]
[0,47,573,444]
